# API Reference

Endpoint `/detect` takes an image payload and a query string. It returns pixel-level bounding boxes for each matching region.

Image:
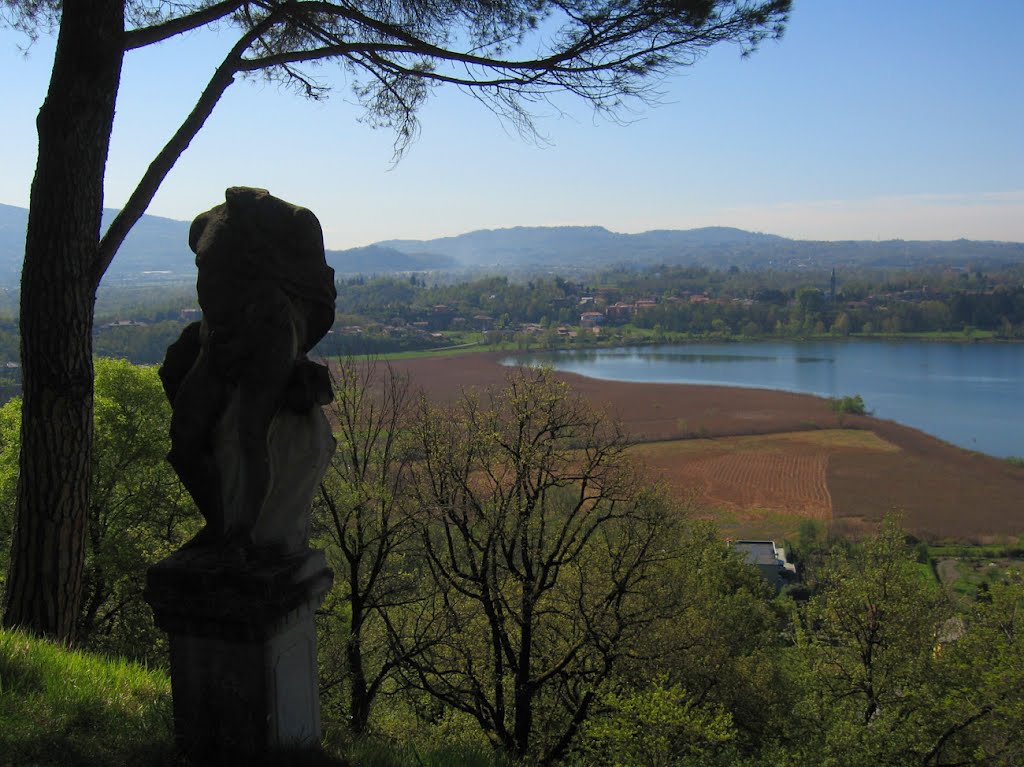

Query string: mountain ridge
[2,203,1022,286]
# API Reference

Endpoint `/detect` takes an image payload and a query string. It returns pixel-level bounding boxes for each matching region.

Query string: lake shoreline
[504,340,1022,459]
[375,349,1024,541]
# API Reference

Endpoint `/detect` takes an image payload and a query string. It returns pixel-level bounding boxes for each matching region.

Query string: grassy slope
[0,628,177,767]
[0,628,502,767]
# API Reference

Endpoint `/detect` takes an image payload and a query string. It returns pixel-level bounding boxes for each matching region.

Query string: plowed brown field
[643,444,833,517]
[629,431,897,538]
[375,351,1024,542]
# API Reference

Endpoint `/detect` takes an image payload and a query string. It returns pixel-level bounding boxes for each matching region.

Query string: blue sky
[2,1,1023,249]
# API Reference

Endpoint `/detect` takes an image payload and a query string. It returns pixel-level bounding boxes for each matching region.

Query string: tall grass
[326,735,505,767]
[0,627,178,766]
[0,628,509,767]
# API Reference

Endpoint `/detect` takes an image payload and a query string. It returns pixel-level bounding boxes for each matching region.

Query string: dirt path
[936,559,961,586]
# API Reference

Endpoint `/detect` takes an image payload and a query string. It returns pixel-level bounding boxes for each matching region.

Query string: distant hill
[328,243,458,274]
[0,205,27,285]
[0,204,457,286]
[380,225,1024,270]
[2,203,1022,288]
[0,203,196,286]
[378,225,791,268]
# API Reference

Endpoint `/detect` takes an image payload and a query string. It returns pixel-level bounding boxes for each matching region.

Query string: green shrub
[828,394,869,425]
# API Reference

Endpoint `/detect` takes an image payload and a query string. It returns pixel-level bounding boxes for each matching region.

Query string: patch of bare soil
[383,351,842,439]
[936,558,961,586]
[630,438,834,520]
[378,352,1024,541]
[827,418,1024,542]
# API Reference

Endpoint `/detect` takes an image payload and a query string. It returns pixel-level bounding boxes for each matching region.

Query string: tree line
[335,264,1024,342]
[3,260,1020,392]
[1,357,1021,765]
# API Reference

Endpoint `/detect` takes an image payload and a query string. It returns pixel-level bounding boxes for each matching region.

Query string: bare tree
[2,0,788,639]
[395,367,676,763]
[313,356,419,734]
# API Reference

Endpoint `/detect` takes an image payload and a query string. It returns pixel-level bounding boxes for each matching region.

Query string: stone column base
[145,547,333,763]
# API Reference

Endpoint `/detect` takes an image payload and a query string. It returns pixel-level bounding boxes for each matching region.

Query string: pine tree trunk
[2,0,124,641]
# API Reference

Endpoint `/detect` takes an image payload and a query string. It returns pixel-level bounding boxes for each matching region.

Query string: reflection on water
[645,353,782,363]
[596,350,830,364]
[505,340,1024,458]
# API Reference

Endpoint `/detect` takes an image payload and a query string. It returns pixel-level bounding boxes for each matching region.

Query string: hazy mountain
[2,203,1022,288]
[378,225,790,268]
[328,243,458,274]
[98,207,196,281]
[0,204,33,285]
[0,204,457,286]
[0,203,196,286]
[380,225,1024,270]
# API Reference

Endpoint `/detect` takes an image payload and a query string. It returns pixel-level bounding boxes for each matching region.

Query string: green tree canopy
[0,358,198,661]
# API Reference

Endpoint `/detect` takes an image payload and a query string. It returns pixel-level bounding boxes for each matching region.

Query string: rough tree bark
[2,0,125,641]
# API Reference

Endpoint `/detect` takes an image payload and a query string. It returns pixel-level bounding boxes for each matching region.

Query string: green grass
[0,628,505,767]
[323,734,505,767]
[928,544,1024,600]
[684,505,817,543]
[0,627,178,766]
[376,342,490,360]
[850,330,999,342]
[913,561,940,588]
[946,560,997,599]
[928,543,1024,558]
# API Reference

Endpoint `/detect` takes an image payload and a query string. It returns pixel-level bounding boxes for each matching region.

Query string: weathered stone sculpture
[158,186,337,555]
[145,188,336,762]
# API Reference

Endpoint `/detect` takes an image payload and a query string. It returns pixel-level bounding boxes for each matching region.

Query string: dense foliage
[0,359,199,664]
[330,264,1024,342]
[1,358,1023,765]
[1,262,1022,394]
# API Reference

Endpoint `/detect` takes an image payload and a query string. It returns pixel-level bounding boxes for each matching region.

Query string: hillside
[380,225,1024,271]
[0,204,196,287]
[331,243,459,273]
[378,225,792,268]
[0,627,175,766]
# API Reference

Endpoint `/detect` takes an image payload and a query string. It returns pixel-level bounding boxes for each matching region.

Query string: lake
[508,340,1024,458]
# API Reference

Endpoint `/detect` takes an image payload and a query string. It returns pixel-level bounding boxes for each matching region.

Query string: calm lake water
[508,340,1024,458]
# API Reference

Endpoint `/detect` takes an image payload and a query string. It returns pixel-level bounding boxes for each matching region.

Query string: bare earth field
[381,352,1024,542]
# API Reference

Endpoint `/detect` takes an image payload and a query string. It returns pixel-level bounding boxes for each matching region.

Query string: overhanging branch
[97,0,788,271]
[96,11,281,276]
[122,0,247,50]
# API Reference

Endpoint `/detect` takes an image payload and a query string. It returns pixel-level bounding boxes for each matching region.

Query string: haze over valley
[2,203,1023,288]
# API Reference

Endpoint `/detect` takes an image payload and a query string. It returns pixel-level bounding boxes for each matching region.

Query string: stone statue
[159,187,337,556]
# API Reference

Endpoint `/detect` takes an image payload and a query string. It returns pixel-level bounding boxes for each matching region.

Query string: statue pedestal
[145,547,333,762]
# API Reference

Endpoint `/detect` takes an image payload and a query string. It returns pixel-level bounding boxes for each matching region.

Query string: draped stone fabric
[160,187,336,551]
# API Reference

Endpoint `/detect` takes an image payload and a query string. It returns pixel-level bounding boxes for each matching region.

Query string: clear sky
[2,1,1023,249]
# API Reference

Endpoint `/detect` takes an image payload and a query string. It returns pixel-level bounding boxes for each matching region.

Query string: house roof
[732,540,780,567]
